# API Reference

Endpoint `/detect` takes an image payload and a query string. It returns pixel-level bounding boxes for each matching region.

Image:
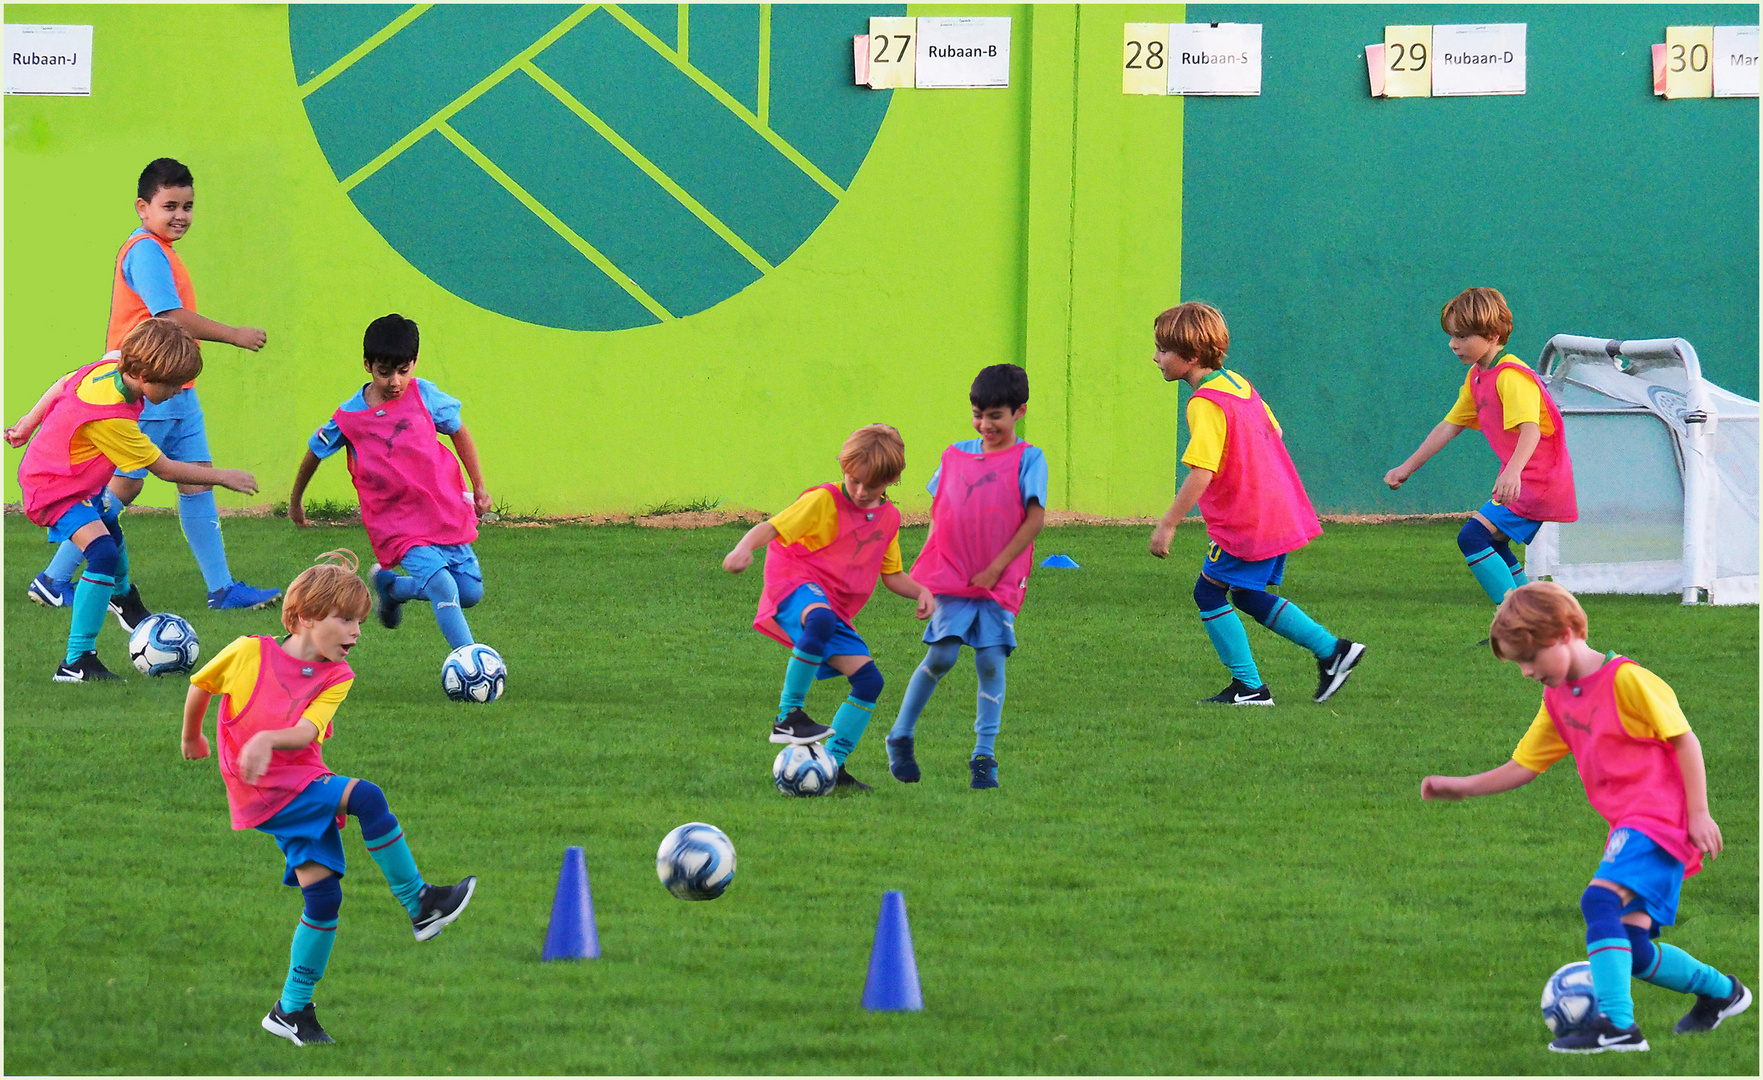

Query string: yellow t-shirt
[67,362,161,472]
[1510,660,1690,773]
[1181,370,1282,473]
[1443,355,1555,436]
[190,636,352,740]
[768,487,903,575]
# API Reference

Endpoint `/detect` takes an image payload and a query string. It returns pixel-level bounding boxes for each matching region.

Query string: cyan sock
[777,648,824,719]
[178,490,233,593]
[422,571,474,650]
[1256,594,1338,659]
[45,539,84,583]
[1199,605,1262,689]
[889,639,960,740]
[1582,886,1635,1027]
[972,645,1006,760]
[826,695,877,766]
[364,826,426,917]
[1458,519,1518,604]
[67,572,116,664]
[112,539,131,597]
[388,572,423,602]
[1643,941,1734,1000]
[280,876,341,1013]
[1495,541,1527,587]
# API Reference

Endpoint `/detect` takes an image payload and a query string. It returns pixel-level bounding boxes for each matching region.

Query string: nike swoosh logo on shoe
[1597,1034,1633,1046]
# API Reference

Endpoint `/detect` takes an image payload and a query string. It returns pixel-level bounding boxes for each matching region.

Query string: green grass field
[4,514,1757,1075]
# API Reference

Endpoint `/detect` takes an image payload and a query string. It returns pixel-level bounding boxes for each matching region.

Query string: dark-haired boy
[886,364,1047,789]
[25,157,279,615]
[287,314,492,654]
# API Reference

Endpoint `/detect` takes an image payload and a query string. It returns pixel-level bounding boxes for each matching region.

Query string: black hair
[137,158,194,201]
[969,364,1029,411]
[363,314,420,366]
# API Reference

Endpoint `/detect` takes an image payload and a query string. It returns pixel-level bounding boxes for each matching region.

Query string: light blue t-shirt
[926,439,1049,508]
[308,378,462,460]
[120,228,184,316]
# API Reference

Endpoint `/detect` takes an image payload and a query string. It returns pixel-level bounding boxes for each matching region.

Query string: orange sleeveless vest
[107,232,197,385]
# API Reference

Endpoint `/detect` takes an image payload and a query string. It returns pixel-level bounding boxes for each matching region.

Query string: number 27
[873,34,911,63]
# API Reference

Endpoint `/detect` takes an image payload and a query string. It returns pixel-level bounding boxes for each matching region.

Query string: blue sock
[1458,519,1518,604]
[422,571,474,650]
[1233,588,1338,659]
[280,876,342,1013]
[826,661,882,765]
[112,539,131,597]
[388,572,423,602]
[1196,578,1261,688]
[67,534,120,664]
[1495,541,1527,587]
[890,640,961,740]
[45,540,84,583]
[178,490,233,593]
[1643,941,1734,1000]
[972,645,1006,760]
[351,781,426,916]
[1582,886,1635,1028]
[778,608,837,719]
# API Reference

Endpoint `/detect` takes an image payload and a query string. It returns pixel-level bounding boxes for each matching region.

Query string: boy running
[1422,582,1749,1053]
[287,314,491,655]
[1385,287,1577,607]
[886,365,1047,789]
[1148,302,1365,705]
[8,319,258,682]
[182,550,477,1047]
[723,424,936,791]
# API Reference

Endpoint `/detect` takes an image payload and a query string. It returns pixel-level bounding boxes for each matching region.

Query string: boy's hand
[231,326,268,351]
[969,565,1003,590]
[217,469,258,495]
[1420,775,1467,801]
[238,732,274,784]
[1492,470,1522,506]
[474,489,493,515]
[4,424,31,448]
[1383,466,1411,490]
[183,733,211,760]
[1687,810,1723,858]
[723,548,754,574]
[288,499,309,528]
[914,589,936,620]
[1149,522,1176,559]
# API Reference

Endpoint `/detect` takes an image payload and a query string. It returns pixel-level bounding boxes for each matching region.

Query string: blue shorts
[1595,827,1684,929]
[1477,500,1542,545]
[1201,542,1286,590]
[117,391,210,478]
[257,774,353,886]
[399,542,482,590]
[924,595,1017,653]
[47,491,123,544]
[773,582,870,679]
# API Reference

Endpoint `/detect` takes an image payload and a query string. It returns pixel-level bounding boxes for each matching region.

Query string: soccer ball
[441,643,506,703]
[773,743,837,797]
[128,613,200,676]
[656,822,736,901]
[1541,960,1599,1036]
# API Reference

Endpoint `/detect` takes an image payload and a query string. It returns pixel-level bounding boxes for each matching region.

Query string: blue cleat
[970,754,999,790]
[28,573,74,608]
[886,736,921,783]
[370,564,403,629]
[208,581,283,611]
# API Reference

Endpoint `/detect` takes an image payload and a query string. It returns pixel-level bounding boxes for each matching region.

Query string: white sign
[1167,23,1261,96]
[915,17,1009,89]
[1713,25,1759,98]
[1430,23,1525,96]
[5,24,92,96]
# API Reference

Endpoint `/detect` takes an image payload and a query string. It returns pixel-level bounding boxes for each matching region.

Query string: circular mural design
[291,4,898,331]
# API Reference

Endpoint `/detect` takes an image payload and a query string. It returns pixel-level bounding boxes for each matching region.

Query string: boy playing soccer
[723,424,936,791]
[9,319,259,682]
[182,550,477,1047]
[1147,302,1365,705]
[885,365,1047,789]
[20,157,278,615]
[287,314,492,654]
[1422,583,1749,1053]
[1385,287,1577,607]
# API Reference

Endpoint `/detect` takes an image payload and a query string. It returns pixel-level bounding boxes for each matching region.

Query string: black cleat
[262,1001,334,1047]
[370,564,404,630]
[108,585,152,634]
[770,707,832,745]
[886,736,921,783]
[1200,678,1273,706]
[1314,639,1366,702]
[412,876,476,941]
[832,765,873,793]
[1548,1014,1649,1054]
[1675,976,1751,1034]
[53,651,123,683]
[969,754,999,789]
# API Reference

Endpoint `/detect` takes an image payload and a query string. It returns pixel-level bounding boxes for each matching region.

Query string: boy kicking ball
[1423,582,1749,1053]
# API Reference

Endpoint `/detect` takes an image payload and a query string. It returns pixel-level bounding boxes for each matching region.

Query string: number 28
[1125,40,1165,70]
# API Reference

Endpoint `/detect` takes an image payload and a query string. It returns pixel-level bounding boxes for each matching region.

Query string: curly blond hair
[282,549,372,633]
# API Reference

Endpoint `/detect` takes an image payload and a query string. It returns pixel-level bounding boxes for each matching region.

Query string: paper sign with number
[1383,26,1431,97]
[4,24,92,95]
[1431,24,1525,96]
[1665,26,1714,98]
[1123,23,1168,95]
[916,16,1010,88]
[1167,23,1262,96]
[1713,25,1759,97]
[867,16,916,90]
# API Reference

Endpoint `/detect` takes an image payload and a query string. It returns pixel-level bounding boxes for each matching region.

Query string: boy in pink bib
[1423,583,1748,1054]
[724,424,935,791]
[1386,287,1578,608]
[288,314,492,662]
[1148,303,1366,706]
[886,365,1047,790]
[182,552,477,1048]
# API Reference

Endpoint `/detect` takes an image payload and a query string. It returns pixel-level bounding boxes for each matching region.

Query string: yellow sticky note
[1664,26,1714,98]
[1123,23,1168,95]
[867,17,917,89]
[1383,25,1432,97]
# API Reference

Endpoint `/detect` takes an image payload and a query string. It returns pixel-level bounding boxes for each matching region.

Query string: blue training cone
[541,846,600,960]
[861,890,923,1011]
[1040,554,1081,569]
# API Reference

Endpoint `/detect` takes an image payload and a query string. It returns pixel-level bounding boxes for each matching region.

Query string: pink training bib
[216,636,353,830]
[331,381,478,568]
[909,441,1035,614]
[18,360,144,527]
[1543,657,1700,877]
[755,483,901,647]
[1191,379,1321,562]
[1469,360,1577,523]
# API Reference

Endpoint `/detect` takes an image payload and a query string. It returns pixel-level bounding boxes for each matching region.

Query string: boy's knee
[82,534,121,578]
[1457,518,1495,556]
[301,875,343,921]
[1228,586,1276,624]
[422,570,460,604]
[922,639,961,676]
[344,779,397,838]
[802,605,838,638]
[1194,575,1228,611]
[848,660,883,703]
[973,647,1005,682]
[1579,883,1625,925]
[454,573,484,608]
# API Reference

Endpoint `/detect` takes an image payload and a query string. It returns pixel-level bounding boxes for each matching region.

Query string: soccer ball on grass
[657,822,735,900]
[1541,960,1599,1036]
[773,742,837,796]
[129,613,200,676]
[441,643,506,702]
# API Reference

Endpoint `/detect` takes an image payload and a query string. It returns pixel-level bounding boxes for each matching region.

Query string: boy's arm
[881,570,935,620]
[149,456,257,494]
[723,521,779,573]
[4,372,73,446]
[446,424,492,515]
[161,307,266,352]
[1669,730,1722,858]
[1421,759,1538,800]
[182,685,213,760]
[1150,467,1214,559]
[972,502,1047,589]
[237,720,320,785]
[1491,422,1541,505]
[287,450,323,527]
[1385,421,1466,489]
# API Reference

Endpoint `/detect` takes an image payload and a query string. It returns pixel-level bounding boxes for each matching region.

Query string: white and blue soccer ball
[1541,960,1599,1036]
[773,743,837,797]
[441,642,506,703]
[656,822,736,901]
[129,613,200,676]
